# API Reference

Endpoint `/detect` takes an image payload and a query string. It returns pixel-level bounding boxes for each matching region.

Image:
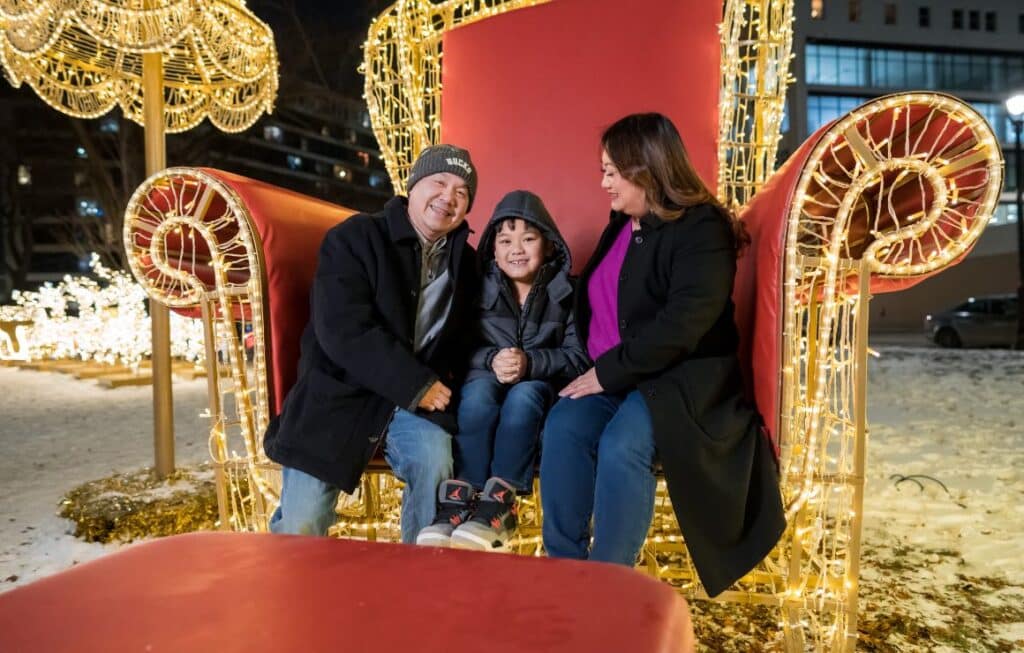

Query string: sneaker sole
[450,529,510,553]
[416,532,453,547]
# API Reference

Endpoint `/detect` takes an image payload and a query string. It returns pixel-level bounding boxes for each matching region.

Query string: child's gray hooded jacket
[467,190,589,385]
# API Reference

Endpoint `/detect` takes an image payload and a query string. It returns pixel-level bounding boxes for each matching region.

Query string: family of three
[262,112,785,596]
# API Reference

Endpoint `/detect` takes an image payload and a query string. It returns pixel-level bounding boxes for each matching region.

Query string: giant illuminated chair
[123,1,1003,649]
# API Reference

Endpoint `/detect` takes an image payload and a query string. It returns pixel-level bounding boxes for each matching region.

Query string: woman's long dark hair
[601,112,750,253]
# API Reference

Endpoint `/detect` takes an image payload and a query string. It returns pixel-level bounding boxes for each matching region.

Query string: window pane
[806,45,1024,94]
[953,9,963,29]
[985,11,996,32]
[884,3,897,24]
[838,47,866,85]
[969,10,979,30]
[906,51,927,86]
[918,6,930,27]
[807,94,869,131]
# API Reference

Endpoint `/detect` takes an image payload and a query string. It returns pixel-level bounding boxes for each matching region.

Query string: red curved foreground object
[0,532,695,653]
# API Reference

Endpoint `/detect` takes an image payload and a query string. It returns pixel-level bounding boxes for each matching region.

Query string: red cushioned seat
[0,532,695,653]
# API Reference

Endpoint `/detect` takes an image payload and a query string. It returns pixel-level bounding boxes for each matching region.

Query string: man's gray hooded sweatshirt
[467,190,589,385]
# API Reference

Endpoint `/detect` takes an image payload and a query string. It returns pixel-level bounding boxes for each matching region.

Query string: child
[416,190,589,550]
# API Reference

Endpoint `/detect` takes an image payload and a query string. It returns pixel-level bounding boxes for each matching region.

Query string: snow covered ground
[858,347,1024,650]
[0,366,209,587]
[1,346,1022,648]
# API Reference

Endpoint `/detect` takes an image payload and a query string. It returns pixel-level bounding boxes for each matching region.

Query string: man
[263,144,481,543]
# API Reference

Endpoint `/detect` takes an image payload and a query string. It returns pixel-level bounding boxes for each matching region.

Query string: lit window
[357,151,370,166]
[16,164,31,186]
[77,199,103,217]
[263,125,283,142]
[75,146,87,158]
[369,173,387,189]
[99,117,119,133]
[332,164,351,180]
[286,154,303,170]
[811,0,824,19]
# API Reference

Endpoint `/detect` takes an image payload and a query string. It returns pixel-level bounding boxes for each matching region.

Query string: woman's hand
[559,367,604,399]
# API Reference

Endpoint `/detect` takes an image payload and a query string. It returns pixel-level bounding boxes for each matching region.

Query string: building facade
[0,82,391,301]
[784,0,1024,331]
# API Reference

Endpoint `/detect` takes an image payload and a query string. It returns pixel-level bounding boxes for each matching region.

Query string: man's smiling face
[407,172,470,241]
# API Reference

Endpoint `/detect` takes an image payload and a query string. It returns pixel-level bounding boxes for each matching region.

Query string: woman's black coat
[577,203,786,597]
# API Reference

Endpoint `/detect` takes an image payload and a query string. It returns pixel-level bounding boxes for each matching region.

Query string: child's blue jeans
[454,375,554,492]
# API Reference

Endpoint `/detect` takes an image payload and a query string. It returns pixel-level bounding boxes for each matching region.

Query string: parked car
[924,294,1019,348]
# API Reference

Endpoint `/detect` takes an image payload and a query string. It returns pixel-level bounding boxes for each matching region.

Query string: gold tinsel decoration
[58,464,231,542]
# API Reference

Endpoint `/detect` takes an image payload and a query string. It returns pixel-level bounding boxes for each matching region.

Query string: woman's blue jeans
[539,390,657,566]
[454,376,553,492]
[269,408,453,544]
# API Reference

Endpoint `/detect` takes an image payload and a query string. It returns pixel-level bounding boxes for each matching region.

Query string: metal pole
[844,257,871,653]
[1013,118,1024,350]
[142,51,175,478]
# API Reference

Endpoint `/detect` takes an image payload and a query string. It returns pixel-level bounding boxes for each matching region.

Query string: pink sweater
[586,220,633,361]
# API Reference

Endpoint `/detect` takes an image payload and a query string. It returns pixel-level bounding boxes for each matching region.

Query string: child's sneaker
[450,477,518,552]
[415,479,475,547]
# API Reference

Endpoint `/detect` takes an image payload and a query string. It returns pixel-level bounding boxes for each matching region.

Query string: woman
[539,113,785,597]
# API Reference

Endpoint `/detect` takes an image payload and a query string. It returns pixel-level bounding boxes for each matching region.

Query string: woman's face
[601,149,648,218]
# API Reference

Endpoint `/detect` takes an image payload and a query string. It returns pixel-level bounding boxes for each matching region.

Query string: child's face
[494,218,548,286]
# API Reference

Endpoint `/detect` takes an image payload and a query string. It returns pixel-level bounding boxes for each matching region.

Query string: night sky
[252,0,394,97]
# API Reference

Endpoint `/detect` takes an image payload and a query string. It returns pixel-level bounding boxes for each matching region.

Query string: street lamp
[1006,93,1024,349]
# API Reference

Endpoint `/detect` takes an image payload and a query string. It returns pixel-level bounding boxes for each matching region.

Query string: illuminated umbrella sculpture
[0,0,278,477]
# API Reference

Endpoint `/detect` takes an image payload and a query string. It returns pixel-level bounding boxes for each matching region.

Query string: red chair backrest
[441,0,721,271]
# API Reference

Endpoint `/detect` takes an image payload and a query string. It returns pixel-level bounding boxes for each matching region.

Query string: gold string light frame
[119,1,1004,650]
[0,0,278,133]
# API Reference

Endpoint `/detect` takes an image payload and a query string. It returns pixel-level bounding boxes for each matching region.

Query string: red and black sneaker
[451,477,518,552]
[415,479,475,547]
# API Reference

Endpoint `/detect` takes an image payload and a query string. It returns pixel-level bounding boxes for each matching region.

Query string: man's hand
[492,347,527,384]
[558,367,604,399]
[418,380,452,411]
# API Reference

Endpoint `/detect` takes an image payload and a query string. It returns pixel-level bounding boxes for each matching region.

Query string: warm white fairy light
[1,253,205,365]
[767,91,1003,647]
[717,0,795,208]
[115,5,1006,651]
[361,0,554,187]
[124,167,276,528]
[0,0,278,134]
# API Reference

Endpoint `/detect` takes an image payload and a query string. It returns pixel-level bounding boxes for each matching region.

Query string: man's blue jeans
[454,376,553,491]
[269,408,453,543]
[539,390,656,566]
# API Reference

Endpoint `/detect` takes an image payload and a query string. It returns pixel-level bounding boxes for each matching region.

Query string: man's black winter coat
[263,196,480,493]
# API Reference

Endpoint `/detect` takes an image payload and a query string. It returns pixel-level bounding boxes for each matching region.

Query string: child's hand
[492,347,527,384]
